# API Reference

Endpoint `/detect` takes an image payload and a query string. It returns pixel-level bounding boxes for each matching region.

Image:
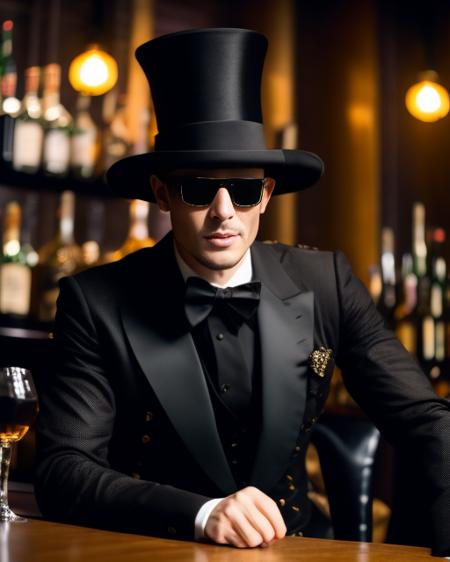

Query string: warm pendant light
[405,70,449,122]
[69,44,118,96]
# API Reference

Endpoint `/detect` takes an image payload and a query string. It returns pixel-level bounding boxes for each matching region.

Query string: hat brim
[105,149,324,202]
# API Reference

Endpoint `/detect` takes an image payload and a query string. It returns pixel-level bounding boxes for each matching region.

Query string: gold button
[279,498,286,507]
[286,474,294,481]
[294,446,301,452]
[167,526,177,536]
[144,411,154,422]
[142,435,151,445]
[131,472,141,479]
[288,484,296,491]
[291,505,300,512]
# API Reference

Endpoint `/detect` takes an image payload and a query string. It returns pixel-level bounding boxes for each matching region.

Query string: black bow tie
[184,276,261,328]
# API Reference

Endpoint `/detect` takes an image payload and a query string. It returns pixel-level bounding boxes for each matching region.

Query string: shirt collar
[174,243,253,288]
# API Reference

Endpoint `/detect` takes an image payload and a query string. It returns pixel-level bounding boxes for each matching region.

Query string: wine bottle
[412,202,427,278]
[106,200,155,262]
[12,66,44,174]
[411,202,433,371]
[80,199,105,268]
[0,20,20,165]
[395,253,418,355]
[42,63,72,176]
[428,231,447,381]
[378,227,397,328]
[71,94,98,179]
[36,191,82,321]
[21,193,39,268]
[0,201,32,316]
[102,93,131,170]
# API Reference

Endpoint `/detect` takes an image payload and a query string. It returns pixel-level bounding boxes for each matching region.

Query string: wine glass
[0,367,38,522]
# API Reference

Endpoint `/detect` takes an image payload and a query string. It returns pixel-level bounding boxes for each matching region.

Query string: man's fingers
[229,506,266,548]
[204,486,288,548]
[253,493,287,539]
[223,532,247,548]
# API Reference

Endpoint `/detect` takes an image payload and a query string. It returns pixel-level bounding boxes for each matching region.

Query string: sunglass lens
[231,179,264,206]
[182,178,218,205]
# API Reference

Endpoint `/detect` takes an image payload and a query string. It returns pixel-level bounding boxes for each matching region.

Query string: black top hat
[106,28,324,201]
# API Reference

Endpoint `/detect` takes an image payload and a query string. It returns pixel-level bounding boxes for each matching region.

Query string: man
[35,28,450,555]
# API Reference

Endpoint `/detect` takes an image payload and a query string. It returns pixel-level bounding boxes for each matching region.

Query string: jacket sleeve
[35,275,210,539]
[333,250,450,557]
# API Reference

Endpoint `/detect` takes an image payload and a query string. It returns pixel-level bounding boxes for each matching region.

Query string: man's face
[151,168,275,282]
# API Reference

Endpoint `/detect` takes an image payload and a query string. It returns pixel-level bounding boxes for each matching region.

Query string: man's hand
[204,486,287,548]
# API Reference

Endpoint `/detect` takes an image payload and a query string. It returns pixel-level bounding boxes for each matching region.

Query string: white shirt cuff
[194,498,224,541]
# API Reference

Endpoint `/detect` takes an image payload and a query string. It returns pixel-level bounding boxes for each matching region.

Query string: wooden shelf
[0,315,52,340]
[0,164,115,199]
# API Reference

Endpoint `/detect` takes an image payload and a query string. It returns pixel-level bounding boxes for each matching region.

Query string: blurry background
[1,0,449,275]
[1,0,449,545]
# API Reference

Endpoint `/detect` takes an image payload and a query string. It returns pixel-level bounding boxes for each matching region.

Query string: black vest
[192,314,313,535]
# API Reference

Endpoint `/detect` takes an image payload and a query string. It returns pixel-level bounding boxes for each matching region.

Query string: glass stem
[0,444,12,511]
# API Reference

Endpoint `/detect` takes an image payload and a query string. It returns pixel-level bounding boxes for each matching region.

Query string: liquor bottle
[411,203,433,369]
[106,200,155,262]
[0,20,20,165]
[395,253,418,355]
[12,66,44,173]
[428,234,447,381]
[431,265,450,397]
[21,193,39,268]
[102,93,131,170]
[80,198,105,268]
[0,201,32,316]
[42,63,72,176]
[412,202,427,278]
[36,191,82,321]
[71,94,98,179]
[378,227,397,328]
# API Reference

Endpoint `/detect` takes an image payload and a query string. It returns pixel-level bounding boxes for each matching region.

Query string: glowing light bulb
[405,71,450,122]
[69,46,118,96]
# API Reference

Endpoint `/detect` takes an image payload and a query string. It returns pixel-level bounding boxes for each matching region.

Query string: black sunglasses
[166,177,266,207]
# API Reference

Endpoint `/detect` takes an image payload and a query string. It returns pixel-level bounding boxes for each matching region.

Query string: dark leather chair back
[310,415,380,542]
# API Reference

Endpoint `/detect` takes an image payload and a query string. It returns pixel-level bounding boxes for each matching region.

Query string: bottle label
[0,263,31,315]
[71,129,96,168]
[44,129,70,174]
[13,121,44,168]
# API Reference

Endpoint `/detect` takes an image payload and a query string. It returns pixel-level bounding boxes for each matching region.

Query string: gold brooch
[309,347,333,378]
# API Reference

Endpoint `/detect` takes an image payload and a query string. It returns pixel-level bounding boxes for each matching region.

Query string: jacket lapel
[250,242,314,490]
[119,234,236,494]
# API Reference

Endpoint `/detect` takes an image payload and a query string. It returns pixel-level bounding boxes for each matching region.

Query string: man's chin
[197,250,244,272]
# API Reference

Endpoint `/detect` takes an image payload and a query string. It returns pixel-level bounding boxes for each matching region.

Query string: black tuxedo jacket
[35,233,450,555]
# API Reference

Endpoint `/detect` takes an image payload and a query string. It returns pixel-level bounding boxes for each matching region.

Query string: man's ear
[150,175,171,212]
[260,177,276,214]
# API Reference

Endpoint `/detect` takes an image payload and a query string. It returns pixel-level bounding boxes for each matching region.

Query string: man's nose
[209,187,235,220]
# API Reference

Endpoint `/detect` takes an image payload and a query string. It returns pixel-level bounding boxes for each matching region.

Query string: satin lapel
[119,235,236,494]
[250,243,314,490]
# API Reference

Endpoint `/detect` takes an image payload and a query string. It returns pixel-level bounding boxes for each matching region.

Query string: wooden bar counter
[0,518,438,562]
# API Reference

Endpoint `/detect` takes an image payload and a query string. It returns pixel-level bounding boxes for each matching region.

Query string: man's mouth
[204,232,239,247]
